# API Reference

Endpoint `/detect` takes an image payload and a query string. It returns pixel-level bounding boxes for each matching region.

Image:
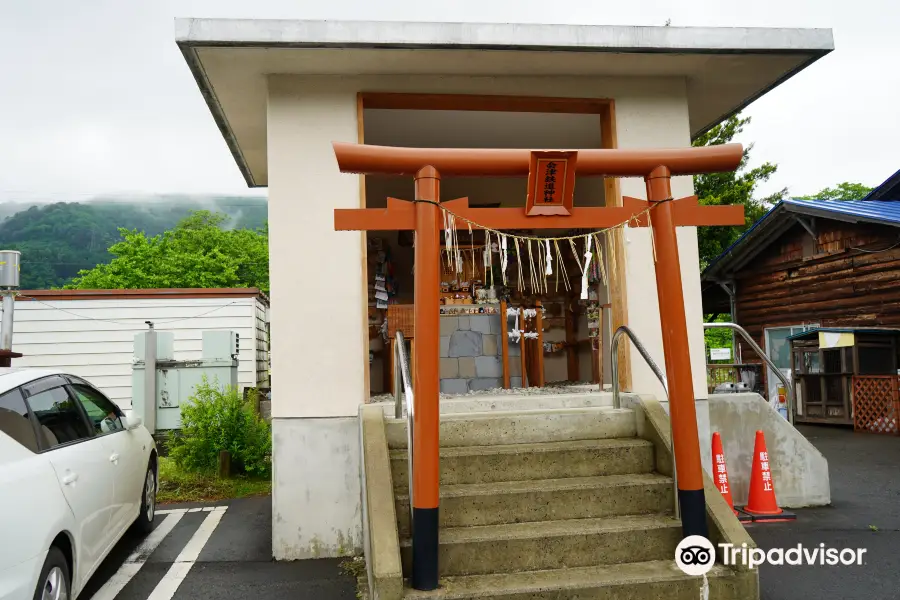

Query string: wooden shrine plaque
[526,151,577,216]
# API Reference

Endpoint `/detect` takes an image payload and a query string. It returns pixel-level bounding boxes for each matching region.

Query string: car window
[0,388,39,452]
[27,386,93,449]
[70,384,124,435]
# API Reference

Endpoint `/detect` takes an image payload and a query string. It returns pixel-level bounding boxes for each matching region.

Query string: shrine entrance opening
[359,95,621,396]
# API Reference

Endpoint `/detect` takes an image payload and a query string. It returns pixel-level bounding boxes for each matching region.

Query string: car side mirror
[124,416,143,430]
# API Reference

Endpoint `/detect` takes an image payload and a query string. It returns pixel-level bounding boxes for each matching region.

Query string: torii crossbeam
[333,142,744,591]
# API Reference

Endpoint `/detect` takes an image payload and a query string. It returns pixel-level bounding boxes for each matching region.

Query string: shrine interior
[362,108,614,395]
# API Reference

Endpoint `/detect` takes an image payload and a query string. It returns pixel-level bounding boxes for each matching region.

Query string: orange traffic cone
[711,432,752,522]
[740,430,796,522]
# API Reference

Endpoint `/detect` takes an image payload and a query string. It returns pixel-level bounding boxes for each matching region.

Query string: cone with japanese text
[711,432,752,522]
[741,430,796,522]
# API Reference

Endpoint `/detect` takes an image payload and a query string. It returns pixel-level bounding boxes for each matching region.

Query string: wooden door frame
[356,91,631,393]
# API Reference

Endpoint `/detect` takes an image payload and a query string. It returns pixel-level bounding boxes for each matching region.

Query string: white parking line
[91,512,185,600]
[154,508,187,515]
[146,506,228,600]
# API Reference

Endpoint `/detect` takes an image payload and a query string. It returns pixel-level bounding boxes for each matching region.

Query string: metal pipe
[393,342,403,420]
[0,293,14,351]
[393,332,415,541]
[610,325,678,520]
[611,325,669,409]
[703,322,794,425]
[144,321,157,434]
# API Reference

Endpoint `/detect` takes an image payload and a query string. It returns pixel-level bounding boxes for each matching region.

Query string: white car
[0,368,157,600]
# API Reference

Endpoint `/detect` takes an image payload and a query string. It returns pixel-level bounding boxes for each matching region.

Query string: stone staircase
[362,400,758,599]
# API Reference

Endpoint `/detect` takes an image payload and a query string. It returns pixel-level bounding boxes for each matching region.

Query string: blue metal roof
[783,198,900,225]
[702,198,900,280]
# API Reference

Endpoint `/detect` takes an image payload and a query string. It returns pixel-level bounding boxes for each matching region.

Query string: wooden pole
[646,166,708,539]
[334,141,744,177]
[535,300,545,387]
[520,307,528,388]
[565,295,578,382]
[500,300,510,389]
[218,450,231,478]
[412,166,441,591]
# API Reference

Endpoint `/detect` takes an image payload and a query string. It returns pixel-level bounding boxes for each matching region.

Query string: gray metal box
[202,330,239,359]
[133,331,175,361]
[0,251,21,288]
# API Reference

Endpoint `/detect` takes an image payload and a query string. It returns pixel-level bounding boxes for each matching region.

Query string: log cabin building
[702,169,900,423]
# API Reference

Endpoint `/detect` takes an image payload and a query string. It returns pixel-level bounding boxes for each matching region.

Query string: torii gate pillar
[411,166,442,589]
[646,165,707,536]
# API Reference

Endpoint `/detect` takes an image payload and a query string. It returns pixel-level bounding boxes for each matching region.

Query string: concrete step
[376,390,636,418]
[402,560,745,600]
[390,438,655,490]
[395,473,674,535]
[385,407,637,449]
[399,514,681,577]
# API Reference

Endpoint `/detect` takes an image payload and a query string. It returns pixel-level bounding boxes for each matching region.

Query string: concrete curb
[360,405,403,600]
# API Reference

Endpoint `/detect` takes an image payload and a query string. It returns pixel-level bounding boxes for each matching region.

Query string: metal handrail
[610,325,678,520]
[703,322,794,425]
[611,325,669,409]
[392,332,415,534]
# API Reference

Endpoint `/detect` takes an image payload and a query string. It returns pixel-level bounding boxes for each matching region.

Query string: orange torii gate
[333,141,744,591]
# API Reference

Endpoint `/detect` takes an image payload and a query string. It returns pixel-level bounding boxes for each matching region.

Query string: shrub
[169,376,272,477]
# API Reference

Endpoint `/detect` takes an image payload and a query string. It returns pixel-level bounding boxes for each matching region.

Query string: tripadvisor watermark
[675,536,867,576]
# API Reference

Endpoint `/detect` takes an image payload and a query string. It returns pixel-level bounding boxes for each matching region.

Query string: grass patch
[156,456,271,504]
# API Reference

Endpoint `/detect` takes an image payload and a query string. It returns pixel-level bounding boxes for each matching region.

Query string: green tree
[64,211,269,291]
[0,196,268,289]
[693,114,785,271]
[795,182,873,201]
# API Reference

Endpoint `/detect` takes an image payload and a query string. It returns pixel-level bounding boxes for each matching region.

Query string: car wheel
[134,460,157,534]
[33,547,70,600]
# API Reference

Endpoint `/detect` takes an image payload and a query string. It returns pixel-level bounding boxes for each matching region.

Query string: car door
[24,378,116,590]
[67,379,143,535]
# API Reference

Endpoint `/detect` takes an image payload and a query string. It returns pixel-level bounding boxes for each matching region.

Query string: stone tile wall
[439,313,523,393]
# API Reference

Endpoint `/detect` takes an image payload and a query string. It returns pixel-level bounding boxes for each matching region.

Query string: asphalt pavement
[79,496,357,600]
[752,424,900,600]
[79,424,898,600]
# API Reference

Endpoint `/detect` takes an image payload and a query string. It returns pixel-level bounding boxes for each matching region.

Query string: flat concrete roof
[175,18,834,187]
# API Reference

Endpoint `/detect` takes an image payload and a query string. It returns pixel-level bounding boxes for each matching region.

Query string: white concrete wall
[614,82,708,403]
[267,76,367,560]
[265,73,709,559]
[9,297,265,408]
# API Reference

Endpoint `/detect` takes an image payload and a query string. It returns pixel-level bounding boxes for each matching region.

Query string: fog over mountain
[0,194,268,289]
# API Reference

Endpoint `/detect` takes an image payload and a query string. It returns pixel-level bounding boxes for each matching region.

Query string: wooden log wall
[733,220,900,375]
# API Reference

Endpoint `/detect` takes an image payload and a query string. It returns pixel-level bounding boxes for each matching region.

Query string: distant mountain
[0,195,267,289]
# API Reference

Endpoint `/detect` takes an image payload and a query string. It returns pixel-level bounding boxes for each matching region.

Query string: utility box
[203,330,239,359]
[134,331,174,362]
[132,330,240,432]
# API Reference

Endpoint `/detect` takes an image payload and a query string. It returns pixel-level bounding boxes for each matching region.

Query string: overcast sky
[1,0,897,203]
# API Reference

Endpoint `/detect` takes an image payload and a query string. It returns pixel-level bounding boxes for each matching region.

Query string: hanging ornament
[513,238,524,292]
[545,240,553,276]
[500,235,509,285]
[554,240,570,292]
[581,235,593,300]
[526,239,537,294]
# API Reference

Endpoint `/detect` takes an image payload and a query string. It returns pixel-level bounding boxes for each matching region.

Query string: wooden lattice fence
[852,375,900,435]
